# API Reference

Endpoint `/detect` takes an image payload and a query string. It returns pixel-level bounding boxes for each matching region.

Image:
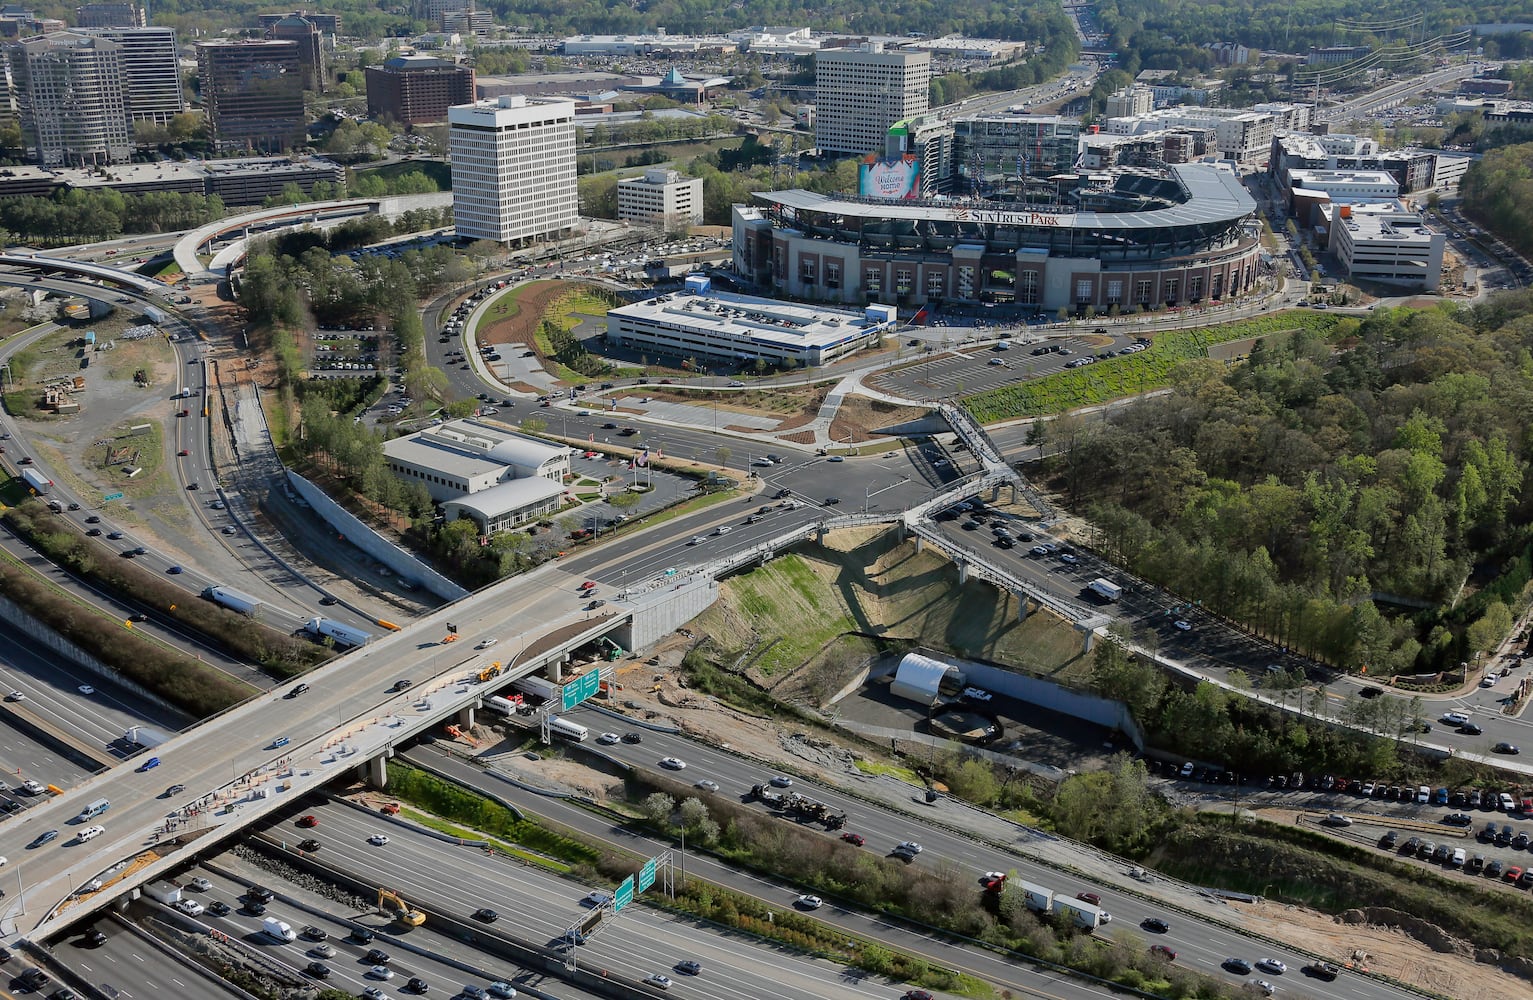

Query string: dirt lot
[827,394,933,444]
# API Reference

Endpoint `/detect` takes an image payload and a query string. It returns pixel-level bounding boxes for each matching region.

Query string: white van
[77,824,105,843]
[1416,785,1431,804]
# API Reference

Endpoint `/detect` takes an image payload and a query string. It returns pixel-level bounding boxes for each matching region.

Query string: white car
[963,687,992,702]
[689,535,706,545]
[644,973,674,990]
[1251,980,1275,996]
[188,876,212,892]
[659,757,686,770]
[368,966,395,980]
[174,899,205,916]
[20,780,42,795]
[983,871,1007,881]
[1255,958,1287,974]
[795,894,823,909]
[488,984,517,998]
[77,685,95,695]
[475,638,499,649]
[367,834,390,846]
[1173,620,1192,631]
[769,775,793,788]
[597,732,621,745]
[1441,712,1470,726]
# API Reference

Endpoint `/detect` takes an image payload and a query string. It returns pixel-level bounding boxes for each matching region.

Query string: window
[864,266,882,293]
[1018,270,1039,305]
[895,268,912,293]
[1188,275,1203,300]
[1164,277,1179,303]
[801,257,817,285]
[1135,279,1152,304]
[1212,274,1224,299]
[927,271,944,298]
[956,266,975,298]
[825,261,841,289]
[1105,279,1122,304]
[1076,279,1093,303]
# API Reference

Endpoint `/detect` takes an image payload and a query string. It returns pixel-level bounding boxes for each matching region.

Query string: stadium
[731,163,1263,315]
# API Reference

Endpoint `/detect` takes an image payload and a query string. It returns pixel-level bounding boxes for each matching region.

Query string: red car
[296,815,318,828]
[1505,865,1524,882]
[177,449,189,456]
[981,877,1006,892]
[580,581,596,591]
[1076,891,1101,905]
[177,409,189,417]
[1150,945,1177,961]
[839,832,865,847]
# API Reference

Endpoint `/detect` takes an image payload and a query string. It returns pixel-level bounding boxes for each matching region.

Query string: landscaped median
[961,311,1347,423]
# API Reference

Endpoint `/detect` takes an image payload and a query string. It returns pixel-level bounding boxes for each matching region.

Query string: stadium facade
[732,162,1262,314]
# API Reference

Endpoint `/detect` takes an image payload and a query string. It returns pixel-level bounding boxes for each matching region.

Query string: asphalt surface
[257,796,953,1000]
[51,914,241,1000]
[870,335,1144,402]
[407,741,1420,1000]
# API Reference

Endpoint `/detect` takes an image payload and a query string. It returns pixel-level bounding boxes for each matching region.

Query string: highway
[524,717,1410,1000]
[51,914,243,1000]
[251,797,959,1000]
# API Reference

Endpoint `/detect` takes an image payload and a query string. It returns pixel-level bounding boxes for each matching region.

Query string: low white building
[1288,169,1400,201]
[382,419,572,530]
[1331,207,1444,291]
[616,167,704,230]
[606,275,898,369]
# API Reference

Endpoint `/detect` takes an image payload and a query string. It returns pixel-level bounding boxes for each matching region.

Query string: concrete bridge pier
[551,653,570,682]
[1016,595,1029,621]
[1080,627,1096,655]
[895,521,906,543]
[366,748,393,789]
[457,705,475,729]
[957,561,969,586]
[913,532,923,553]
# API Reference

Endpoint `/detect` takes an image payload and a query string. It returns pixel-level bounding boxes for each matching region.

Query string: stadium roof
[757,163,1255,232]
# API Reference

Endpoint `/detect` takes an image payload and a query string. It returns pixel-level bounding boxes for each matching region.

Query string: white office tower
[814,43,930,156]
[449,95,578,245]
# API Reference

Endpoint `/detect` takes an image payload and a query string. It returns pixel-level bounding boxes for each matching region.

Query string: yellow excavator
[378,888,426,927]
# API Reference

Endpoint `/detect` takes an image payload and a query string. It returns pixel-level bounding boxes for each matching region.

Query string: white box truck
[513,675,561,704]
[124,725,170,749]
[1019,881,1053,914]
[202,585,263,617]
[20,468,52,495]
[143,880,181,904]
[1052,897,1102,931]
[262,916,296,942]
[1087,578,1122,602]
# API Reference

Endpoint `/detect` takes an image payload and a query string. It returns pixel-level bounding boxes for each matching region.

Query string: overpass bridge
[0,440,1046,942]
[172,192,454,280]
[0,253,169,296]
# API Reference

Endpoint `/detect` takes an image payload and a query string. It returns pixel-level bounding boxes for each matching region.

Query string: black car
[208,901,231,916]
[676,960,702,975]
[1223,958,1253,975]
[1379,830,1398,849]
[298,838,321,852]
[350,927,375,944]
[365,948,392,964]
[301,926,328,942]
[305,962,331,979]
[246,886,274,903]
[1141,917,1169,933]
[621,732,642,744]
[775,489,792,499]
[407,977,430,994]
[18,968,49,988]
[391,679,414,693]
[243,901,266,915]
[83,928,107,947]
[1496,742,1521,755]
[473,908,499,923]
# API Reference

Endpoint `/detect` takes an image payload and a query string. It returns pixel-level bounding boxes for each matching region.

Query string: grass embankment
[961,311,1346,422]
[3,502,325,693]
[0,508,257,715]
[691,524,1088,686]
[1155,816,1533,962]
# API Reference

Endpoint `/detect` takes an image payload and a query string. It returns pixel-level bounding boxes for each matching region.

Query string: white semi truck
[202,585,263,617]
[304,616,372,648]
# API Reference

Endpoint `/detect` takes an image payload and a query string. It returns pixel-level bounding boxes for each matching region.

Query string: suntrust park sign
[954,208,1076,227]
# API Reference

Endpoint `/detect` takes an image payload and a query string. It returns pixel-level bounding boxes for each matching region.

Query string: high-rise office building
[78,25,181,124]
[365,54,473,126]
[265,13,324,92]
[257,10,342,34]
[75,3,143,28]
[6,30,130,165]
[449,95,577,244]
[814,44,929,156]
[197,39,305,153]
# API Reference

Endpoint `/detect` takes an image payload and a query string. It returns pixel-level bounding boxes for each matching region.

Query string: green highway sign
[561,670,600,711]
[638,858,656,893]
[613,874,634,913]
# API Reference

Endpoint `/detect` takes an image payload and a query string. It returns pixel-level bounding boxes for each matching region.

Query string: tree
[640,792,675,828]
[714,446,732,469]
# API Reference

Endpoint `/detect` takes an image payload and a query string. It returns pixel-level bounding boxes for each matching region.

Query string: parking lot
[870,334,1145,401]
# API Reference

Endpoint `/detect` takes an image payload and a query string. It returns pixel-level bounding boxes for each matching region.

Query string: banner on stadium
[859,154,921,200]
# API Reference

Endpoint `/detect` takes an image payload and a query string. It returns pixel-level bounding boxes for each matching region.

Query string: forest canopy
[1034,297,1533,675]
